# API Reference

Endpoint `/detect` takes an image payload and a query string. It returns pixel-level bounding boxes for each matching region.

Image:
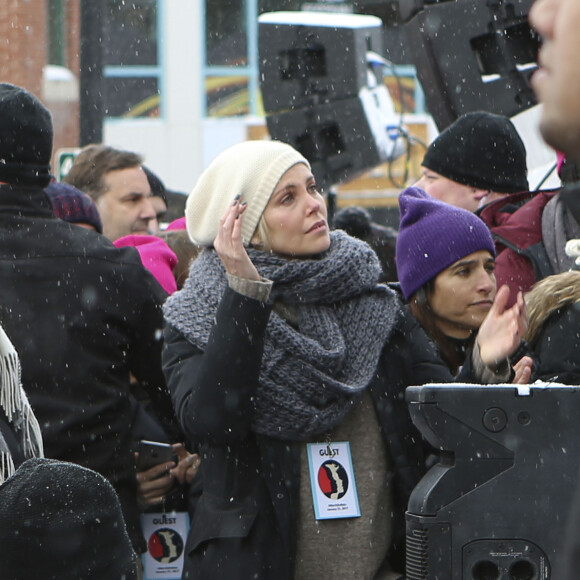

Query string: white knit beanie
[186,140,310,247]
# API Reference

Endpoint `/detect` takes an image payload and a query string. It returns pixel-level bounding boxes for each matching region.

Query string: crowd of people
[0,0,579,577]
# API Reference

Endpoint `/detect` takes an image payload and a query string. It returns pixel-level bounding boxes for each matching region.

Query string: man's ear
[472,188,490,201]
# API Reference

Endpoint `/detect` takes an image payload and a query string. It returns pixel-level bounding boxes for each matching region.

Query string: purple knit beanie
[396,186,495,300]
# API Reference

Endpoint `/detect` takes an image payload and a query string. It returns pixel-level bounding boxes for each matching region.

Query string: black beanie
[0,458,138,580]
[0,83,53,187]
[422,111,529,194]
[334,206,373,238]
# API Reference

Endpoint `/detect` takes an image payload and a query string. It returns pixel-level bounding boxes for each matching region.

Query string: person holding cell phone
[135,440,200,506]
[162,140,527,579]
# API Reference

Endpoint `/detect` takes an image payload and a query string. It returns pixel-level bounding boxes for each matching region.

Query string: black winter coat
[531,305,580,384]
[0,184,178,551]
[163,287,482,579]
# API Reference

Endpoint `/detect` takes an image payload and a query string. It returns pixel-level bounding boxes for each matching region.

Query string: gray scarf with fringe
[0,324,44,484]
[164,230,399,441]
[542,194,580,274]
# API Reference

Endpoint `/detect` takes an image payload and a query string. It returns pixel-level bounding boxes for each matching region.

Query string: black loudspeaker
[353,0,425,26]
[405,384,580,579]
[259,11,385,114]
[266,85,404,190]
[405,0,539,129]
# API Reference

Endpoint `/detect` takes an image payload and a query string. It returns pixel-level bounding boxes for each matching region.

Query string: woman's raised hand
[512,356,533,385]
[214,195,261,281]
[477,285,528,369]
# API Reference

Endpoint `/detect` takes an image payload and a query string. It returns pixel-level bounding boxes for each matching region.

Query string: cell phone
[136,440,177,471]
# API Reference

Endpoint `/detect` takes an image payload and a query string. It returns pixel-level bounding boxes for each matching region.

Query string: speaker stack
[259,11,403,190]
[404,0,539,130]
[405,383,580,579]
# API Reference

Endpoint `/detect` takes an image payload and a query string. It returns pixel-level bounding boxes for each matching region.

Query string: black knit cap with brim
[422,111,529,194]
[0,83,53,188]
[0,457,138,580]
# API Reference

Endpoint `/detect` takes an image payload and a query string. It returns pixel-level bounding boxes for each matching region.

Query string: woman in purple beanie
[396,186,532,377]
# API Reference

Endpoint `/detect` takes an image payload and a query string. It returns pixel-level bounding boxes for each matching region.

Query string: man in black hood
[0,83,178,555]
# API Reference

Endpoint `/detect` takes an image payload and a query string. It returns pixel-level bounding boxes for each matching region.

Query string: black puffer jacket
[163,287,482,579]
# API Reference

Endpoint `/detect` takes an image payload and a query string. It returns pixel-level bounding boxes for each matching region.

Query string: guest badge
[306,441,361,520]
[141,511,190,579]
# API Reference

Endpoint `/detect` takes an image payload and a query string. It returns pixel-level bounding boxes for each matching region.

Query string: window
[203,0,302,117]
[103,0,161,118]
[47,0,66,66]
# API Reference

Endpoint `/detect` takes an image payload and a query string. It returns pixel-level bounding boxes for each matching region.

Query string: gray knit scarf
[542,194,580,274]
[164,230,399,441]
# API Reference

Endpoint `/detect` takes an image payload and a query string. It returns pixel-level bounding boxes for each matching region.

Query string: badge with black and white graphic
[141,511,189,579]
[306,441,361,519]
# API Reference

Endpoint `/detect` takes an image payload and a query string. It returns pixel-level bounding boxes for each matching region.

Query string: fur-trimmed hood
[525,270,580,347]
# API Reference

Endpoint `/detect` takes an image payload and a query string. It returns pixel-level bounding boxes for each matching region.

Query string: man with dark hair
[143,164,168,230]
[0,83,178,554]
[64,143,158,240]
[143,164,188,227]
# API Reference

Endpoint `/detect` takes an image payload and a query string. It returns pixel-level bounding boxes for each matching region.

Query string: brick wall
[0,0,47,95]
[1,0,82,172]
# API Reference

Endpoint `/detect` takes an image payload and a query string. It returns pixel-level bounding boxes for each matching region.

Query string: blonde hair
[250,214,272,252]
[525,271,580,347]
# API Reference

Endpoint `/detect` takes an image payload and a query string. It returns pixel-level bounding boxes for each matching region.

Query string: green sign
[55,148,79,181]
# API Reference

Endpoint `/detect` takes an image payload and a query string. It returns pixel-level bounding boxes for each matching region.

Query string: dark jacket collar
[0,183,54,218]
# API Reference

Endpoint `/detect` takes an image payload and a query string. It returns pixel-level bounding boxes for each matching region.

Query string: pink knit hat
[165,217,186,231]
[113,235,178,295]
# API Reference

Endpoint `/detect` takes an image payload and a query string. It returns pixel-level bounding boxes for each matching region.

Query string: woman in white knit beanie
[163,139,527,580]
